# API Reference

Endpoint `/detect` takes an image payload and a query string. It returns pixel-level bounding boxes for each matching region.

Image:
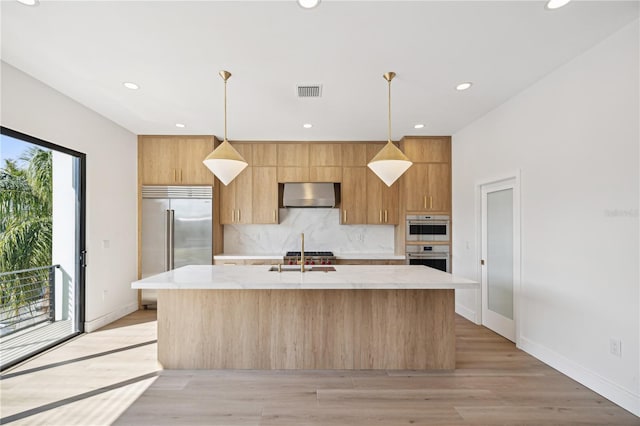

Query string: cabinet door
[139,137,179,184]
[404,163,429,212]
[278,143,309,167]
[252,143,277,166]
[341,167,367,224]
[277,167,309,182]
[310,144,342,166]
[252,167,278,224]
[427,163,451,212]
[234,167,253,224]
[219,179,237,224]
[366,169,399,224]
[342,144,367,167]
[178,137,215,184]
[310,166,342,182]
[402,137,451,163]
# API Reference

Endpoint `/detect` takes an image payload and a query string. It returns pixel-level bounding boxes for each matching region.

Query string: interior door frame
[475,171,521,345]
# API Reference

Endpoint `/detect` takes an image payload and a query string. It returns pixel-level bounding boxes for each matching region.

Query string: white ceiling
[1,1,638,141]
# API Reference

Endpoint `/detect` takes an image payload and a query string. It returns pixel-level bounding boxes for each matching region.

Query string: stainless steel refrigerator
[141,186,212,308]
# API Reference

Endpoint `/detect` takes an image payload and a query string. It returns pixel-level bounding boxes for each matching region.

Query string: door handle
[238,209,241,222]
[379,210,382,223]
[424,195,427,209]
[273,210,277,222]
[481,259,485,266]
[429,196,433,209]
[343,210,347,223]
[168,209,175,270]
[384,210,388,223]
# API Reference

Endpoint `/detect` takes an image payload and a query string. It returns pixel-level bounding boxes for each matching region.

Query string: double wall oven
[405,215,450,272]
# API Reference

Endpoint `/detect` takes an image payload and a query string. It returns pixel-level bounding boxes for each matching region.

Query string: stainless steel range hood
[282,183,336,208]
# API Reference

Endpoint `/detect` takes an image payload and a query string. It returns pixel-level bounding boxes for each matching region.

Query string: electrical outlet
[609,338,622,357]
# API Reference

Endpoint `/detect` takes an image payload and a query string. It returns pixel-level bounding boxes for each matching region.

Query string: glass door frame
[477,173,521,344]
[1,126,86,361]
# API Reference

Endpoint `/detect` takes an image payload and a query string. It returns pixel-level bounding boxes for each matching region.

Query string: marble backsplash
[223,208,395,254]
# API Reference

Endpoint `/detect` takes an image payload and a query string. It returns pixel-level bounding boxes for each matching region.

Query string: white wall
[452,20,639,415]
[224,208,395,255]
[1,62,138,332]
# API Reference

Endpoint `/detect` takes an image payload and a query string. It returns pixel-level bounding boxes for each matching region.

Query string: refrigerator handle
[167,209,175,270]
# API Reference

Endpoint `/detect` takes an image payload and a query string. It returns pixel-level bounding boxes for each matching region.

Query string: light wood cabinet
[252,167,278,224]
[365,144,399,224]
[342,143,368,167]
[138,136,214,185]
[220,144,253,224]
[402,136,451,163]
[404,163,450,213]
[309,143,342,182]
[341,167,368,224]
[251,143,277,166]
[277,144,309,182]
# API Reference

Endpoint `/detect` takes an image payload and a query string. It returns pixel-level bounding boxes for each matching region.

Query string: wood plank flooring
[1,310,637,425]
[0,319,73,369]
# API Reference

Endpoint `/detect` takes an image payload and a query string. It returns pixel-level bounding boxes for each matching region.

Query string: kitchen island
[132,265,478,370]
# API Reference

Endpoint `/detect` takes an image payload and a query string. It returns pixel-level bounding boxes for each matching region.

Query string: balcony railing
[0,265,59,337]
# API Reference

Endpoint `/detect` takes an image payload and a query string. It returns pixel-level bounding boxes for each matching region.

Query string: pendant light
[367,72,412,187]
[203,70,248,186]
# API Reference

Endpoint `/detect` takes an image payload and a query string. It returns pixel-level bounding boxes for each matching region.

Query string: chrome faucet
[300,233,305,272]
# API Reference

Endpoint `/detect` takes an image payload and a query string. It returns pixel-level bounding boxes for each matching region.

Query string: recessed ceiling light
[414,124,425,129]
[298,0,320,9]
[175,123,185,128]
[123,82,139,90]
[456,82,473,91]
[17,0,39,6]
[546,0,571,10]
[303,123,313,129]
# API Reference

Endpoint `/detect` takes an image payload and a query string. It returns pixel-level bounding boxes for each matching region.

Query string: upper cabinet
[138,136,214,185]
[309,143,342,182]
[219,144,253,224]
[277,143,309,182]
[401,137,451,214]
[366,143,399,224]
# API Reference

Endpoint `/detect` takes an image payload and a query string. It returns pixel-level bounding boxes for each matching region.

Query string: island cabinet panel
[252,166,278,224]
[157,288,455,370]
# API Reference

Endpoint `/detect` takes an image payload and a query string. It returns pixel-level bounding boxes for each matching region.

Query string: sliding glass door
[0,127,85,370]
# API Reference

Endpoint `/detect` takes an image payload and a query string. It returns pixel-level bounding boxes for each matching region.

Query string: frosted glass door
[487,189,513,320]
[481,178,518,343]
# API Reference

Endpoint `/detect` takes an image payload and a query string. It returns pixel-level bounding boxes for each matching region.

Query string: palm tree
[0,147,52,327]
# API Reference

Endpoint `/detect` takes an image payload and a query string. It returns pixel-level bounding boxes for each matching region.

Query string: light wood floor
[0,310,637,425]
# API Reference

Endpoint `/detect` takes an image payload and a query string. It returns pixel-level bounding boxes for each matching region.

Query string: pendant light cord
[224,77,228,141]
[388,77,392,142]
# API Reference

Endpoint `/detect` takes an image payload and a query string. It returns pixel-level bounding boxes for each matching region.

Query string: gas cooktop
[285,251,334,257]
[283,251,336,265]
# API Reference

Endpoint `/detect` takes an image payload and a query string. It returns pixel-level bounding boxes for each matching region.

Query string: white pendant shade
[203,139,248,186]
[367,140,412,187]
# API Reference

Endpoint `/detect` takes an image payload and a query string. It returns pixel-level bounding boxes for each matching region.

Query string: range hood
[282,183,336,208]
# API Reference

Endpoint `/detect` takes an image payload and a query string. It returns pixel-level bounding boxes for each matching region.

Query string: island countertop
[131,264,478,290]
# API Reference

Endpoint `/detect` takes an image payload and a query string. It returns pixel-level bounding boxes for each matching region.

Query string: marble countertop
[213,253,405,260]
[132,265,478,290]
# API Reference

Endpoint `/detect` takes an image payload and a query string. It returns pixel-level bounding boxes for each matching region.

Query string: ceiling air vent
[297,84,322,98]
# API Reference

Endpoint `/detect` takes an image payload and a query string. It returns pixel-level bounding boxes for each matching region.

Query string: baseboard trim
[519,336,639,417]
[84,302,139,333]
[455,303,478,324]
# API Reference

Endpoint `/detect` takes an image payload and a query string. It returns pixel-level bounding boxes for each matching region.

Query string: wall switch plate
[609,338,622,357]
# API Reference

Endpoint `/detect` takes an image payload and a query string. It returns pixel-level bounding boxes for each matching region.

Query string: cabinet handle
[238,210,241,222]
[384,210,388,223]
[379,210,383,223]
[179,169,183,182]
[343,210,347,223]
[231,209,235,223]
[273,210,276,222]
[424,195,427,209]
[429,196,433,209]
[173,169,177,182]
